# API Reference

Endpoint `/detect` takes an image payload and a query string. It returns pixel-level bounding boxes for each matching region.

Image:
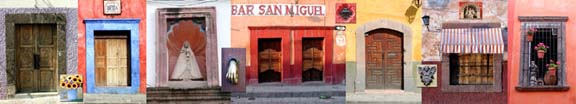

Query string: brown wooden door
[302,38,324,82]
[365,29,403,89]
[95,38,129,87]
[258,39,282,83]
[16,24,57,92]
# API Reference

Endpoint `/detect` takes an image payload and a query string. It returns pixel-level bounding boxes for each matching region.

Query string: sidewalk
[346,90,421,104]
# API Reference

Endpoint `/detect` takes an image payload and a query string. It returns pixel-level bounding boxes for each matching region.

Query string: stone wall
[421,0,508,61]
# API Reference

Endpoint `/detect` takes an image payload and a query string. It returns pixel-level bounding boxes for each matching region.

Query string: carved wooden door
[95,38,129,87]
[16,24,57,92]
[302,38,324,82]
[365,29,403,89]
[258,39,282,83]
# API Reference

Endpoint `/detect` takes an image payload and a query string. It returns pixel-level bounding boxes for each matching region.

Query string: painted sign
[104,0,121,14]
[336,3,356,23]
[416,65,438,87]
[231,4,326,16]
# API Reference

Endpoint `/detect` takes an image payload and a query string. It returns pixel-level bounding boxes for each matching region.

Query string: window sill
[515,86,569,91]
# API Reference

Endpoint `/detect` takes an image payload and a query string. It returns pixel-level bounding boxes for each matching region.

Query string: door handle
[34,54,40,70]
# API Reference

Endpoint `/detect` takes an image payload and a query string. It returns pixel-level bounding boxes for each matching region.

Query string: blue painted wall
[85,19,140,94]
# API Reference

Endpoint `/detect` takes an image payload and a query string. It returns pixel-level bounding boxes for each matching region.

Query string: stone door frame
[5,13,67,93]
[354,19,414,92]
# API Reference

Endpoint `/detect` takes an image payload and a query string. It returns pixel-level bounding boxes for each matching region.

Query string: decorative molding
[442,23,500,28]
[515,86,569,91]
[155,7,218,87]
[518,16,568,22]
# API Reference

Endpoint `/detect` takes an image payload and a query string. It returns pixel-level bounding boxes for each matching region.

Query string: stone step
[83,94,146,103]
[146,87,231,103]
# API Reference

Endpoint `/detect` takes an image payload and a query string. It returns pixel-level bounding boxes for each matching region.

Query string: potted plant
[544,60,560,85]
[526,28,537,42]
[534,42,549,59]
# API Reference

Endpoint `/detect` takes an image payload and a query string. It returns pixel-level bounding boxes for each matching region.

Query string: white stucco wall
[0,0,77,8]
[146,0,231,87]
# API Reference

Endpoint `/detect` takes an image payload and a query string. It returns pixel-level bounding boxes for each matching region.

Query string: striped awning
[441,28,504,54]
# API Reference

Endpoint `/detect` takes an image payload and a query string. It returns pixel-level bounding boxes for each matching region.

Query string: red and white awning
[441,28,504,54]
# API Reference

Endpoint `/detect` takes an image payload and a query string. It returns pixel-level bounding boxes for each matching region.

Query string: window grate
[529,28,558,80]
[449,54,494,85]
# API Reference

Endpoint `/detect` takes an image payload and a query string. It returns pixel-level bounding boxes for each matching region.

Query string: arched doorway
[365,29,404,89]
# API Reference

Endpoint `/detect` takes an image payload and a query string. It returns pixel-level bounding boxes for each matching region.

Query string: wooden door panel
[18,69,36,92]
[383,32,403,89]
[18,25,35,46]
[37,25,54,45]
[366,38,384,89]
[39,48,54,68]
[106,39,128,86]
[95,39,107,86]
[16,24,37,92]
[39,70,55,91]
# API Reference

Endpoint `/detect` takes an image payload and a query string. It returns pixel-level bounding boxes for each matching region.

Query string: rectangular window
[516,16,568,91]
[95,30,131,87]
[449,54,494,85]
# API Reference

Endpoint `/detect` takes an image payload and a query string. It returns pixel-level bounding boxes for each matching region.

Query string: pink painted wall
[509,0,576,103]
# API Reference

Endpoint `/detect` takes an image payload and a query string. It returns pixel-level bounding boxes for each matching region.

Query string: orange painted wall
[509,0,576,103]
[78,0,147,93]
[231,0,344,65]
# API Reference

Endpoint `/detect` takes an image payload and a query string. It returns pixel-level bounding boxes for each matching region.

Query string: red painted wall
[422,61,508,104]
[78,0,147,93]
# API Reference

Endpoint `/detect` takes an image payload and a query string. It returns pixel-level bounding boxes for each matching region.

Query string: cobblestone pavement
[346,91,422,104]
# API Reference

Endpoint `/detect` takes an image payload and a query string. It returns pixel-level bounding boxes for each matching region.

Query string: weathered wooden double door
[365,29,404,89]
[95,31,130,87]
[16,24,57,92]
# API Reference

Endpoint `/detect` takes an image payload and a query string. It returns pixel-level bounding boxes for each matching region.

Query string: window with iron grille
[516,16,568,91]
[449,54,494,85]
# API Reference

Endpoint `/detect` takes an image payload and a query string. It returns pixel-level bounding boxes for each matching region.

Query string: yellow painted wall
[344,0,422,62]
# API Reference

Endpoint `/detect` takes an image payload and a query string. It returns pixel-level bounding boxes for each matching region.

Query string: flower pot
[544,68,557,85]
[67,89,77,100]
[537,50,546,59]
[527,33,534,42]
